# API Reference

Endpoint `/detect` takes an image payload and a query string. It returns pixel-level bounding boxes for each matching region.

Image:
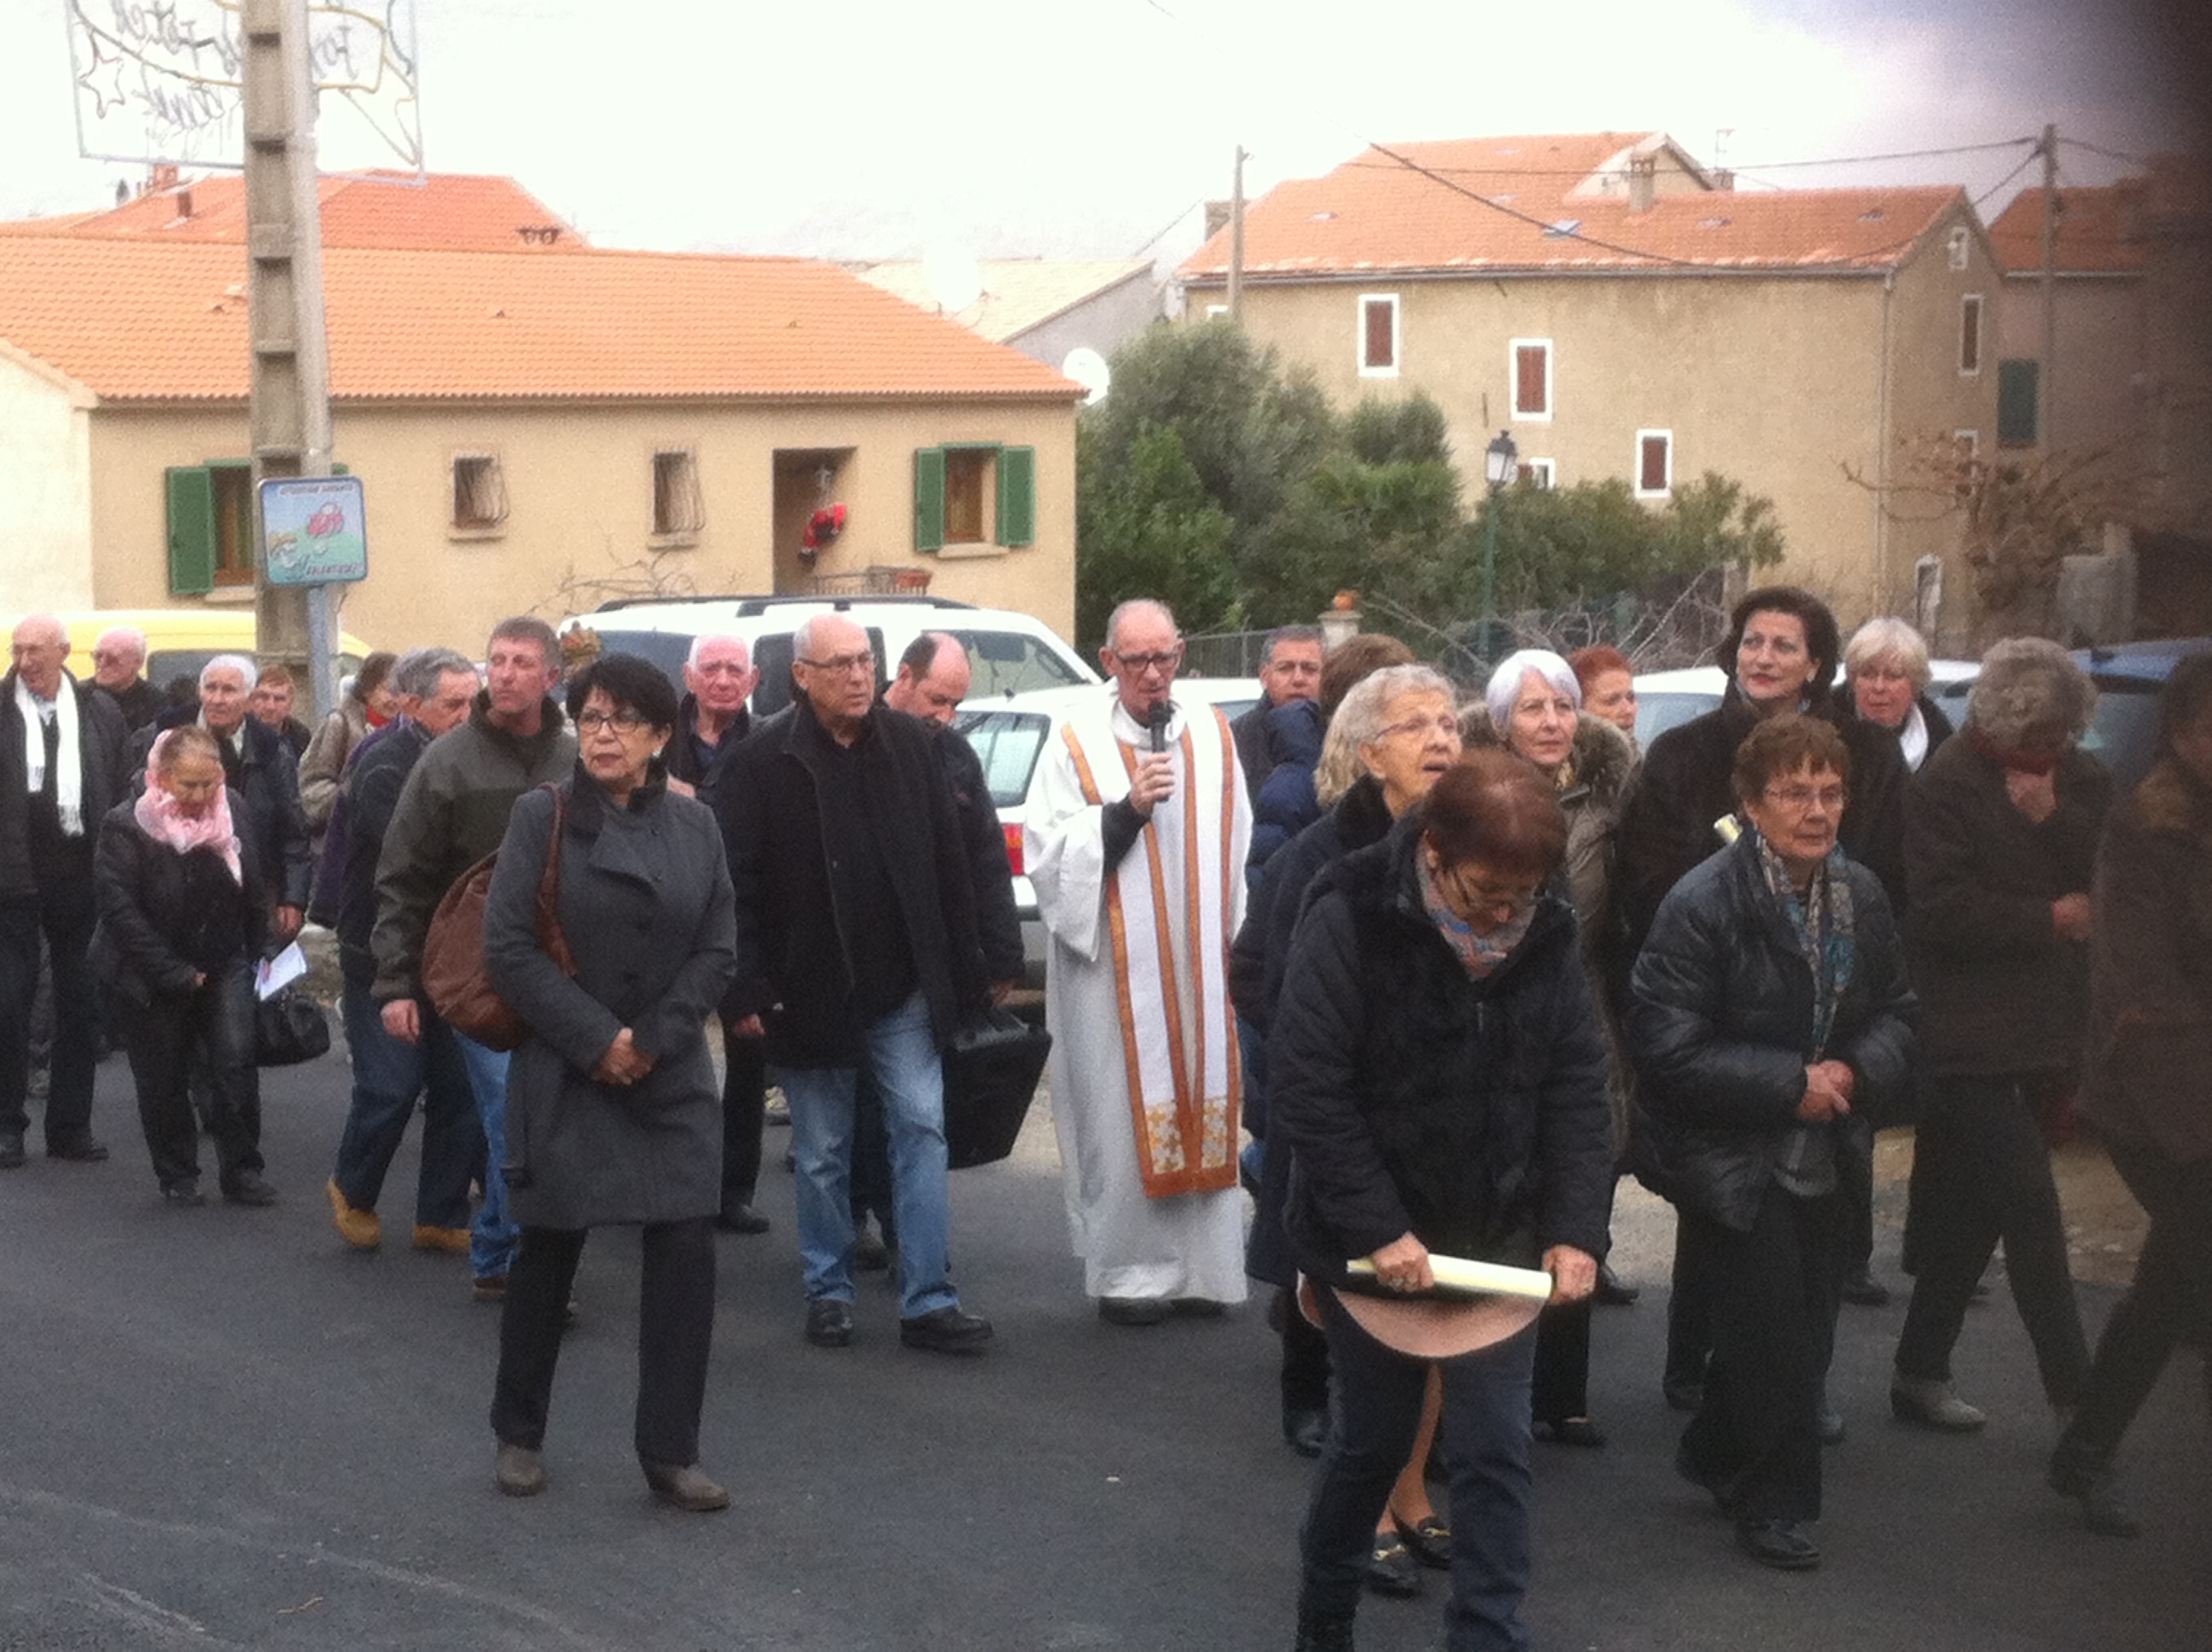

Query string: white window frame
[1356,293,1400,378]
[1203,303,1229,320]
[1522,457,1557,490]
[1959,293,1984,377]
[1953,428,1980,457]
[1633,429,1674,498]
[1508,338,1554,422]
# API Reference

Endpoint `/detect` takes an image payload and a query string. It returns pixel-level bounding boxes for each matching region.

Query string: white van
[558,594,1095,717]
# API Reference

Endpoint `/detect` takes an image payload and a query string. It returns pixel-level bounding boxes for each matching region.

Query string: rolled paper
[1347,1254,1555,1301]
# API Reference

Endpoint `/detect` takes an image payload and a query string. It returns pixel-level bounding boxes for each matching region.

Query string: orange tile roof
[0,238,1082,404]
[1179,134,1966,279]
[0,172,585,253]
[1988,181,2148,275]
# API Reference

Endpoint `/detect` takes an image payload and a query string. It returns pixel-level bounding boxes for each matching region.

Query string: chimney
[1204,200,1231,240]
[176,188,193,219]
[1709,169,1735,193]
[1627,155,1656,213]
[149,163,179,194]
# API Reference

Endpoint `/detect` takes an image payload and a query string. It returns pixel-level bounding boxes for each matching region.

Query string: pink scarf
[132,732,242,883]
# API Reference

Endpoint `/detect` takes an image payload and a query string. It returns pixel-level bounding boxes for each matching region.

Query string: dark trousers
[1279,1288,1332,1415]
[120,959,261,1192]
[332,974,482,1228]
[1301,1288,1536,1652]
[849,1065,895,1236]
[1664,1213,1718,1393]
[1895,1073,2091,1406]
[1531,1298,1593,1423]
[2062,1143,2212,1458]
[719,1021,766,1206]
[1679,1181,1842,1525]
[1840,1124,1876,1275]
[491,1217,717,1465]
[0,874,99,1144]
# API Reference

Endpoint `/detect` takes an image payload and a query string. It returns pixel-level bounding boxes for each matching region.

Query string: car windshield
[1637,690,1720,746]
[955,708,1052,808]
[577,629,696,691]
[2082,680,2164,791]
[948,629,1086,699]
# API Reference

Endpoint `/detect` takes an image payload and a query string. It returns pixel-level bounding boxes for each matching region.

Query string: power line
[1342,137,2036,178]
[2056,136,2149,167]
[1130,198,1203,259]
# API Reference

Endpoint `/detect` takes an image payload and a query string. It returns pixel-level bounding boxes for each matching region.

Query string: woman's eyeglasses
[577,708,652,735]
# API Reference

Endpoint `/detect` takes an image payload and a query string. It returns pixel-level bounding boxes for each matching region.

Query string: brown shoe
[327,1179,381,1249]
[412,1223,469,1255]
[640,1457,730,1512]
[494,1443,546,1497]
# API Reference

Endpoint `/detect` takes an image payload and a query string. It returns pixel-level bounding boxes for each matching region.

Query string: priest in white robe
[1026,600,1252,1325]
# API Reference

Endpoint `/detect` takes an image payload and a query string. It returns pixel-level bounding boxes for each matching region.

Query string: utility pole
[242,0,336,718]
[1227,146,1246,323]
[2037,122,2058,453]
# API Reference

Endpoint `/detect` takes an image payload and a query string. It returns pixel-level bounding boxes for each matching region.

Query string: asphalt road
[0,1043,2203,1652]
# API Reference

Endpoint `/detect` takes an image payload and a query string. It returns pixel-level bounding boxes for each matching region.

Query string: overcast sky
[3,0,2203,267]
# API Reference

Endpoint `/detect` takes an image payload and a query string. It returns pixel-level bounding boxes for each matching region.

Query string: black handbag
[941,1006,1051,1170]
[255,985,333,1067]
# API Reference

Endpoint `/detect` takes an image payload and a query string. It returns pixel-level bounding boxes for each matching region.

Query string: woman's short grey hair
[1967,637,2097,753]
[1843,617,1932,691]
[1483,649,1580,731]
[391,646,477,702]
[201,653,258,691]
[1316,663,1457,807]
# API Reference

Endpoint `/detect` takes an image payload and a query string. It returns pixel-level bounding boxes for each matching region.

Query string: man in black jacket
[89,626,162,733]
[718,614,993,1355]
[2,615,131,1166]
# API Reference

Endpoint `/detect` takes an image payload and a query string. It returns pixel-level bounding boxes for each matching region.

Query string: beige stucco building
[0,174,1082,657]
[1178,133,2001,646]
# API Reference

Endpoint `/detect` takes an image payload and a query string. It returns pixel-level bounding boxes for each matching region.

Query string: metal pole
[2038,122,2058,452]
[1481,480,1499,636]
[1227,146,1246,323]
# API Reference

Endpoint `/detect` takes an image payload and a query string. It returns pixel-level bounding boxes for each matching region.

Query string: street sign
[259,475,367,586]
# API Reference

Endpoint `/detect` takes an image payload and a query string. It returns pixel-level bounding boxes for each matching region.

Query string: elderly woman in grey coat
[483,652,737,1511]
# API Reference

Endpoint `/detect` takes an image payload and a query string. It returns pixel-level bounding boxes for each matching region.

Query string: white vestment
[1027,689,1252,1303]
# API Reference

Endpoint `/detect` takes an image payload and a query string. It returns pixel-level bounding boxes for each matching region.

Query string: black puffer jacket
[89,794,269,1005]
[1905,733,2110,1078]
[1627,832,1916,1231]
[129,709,312,909]
[1271,817,1615,1283]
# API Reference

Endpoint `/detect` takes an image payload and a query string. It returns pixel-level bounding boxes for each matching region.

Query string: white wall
[0,348,96,612]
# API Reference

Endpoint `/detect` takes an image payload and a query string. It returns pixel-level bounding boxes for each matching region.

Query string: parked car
[1633,660,1981,750]
[558,593,1096,715]
[956,678,1262,991]
[9,608,377,696]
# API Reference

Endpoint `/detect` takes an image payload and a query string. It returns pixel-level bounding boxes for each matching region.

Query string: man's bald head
[9,614,68,698]
[887,631,971,728]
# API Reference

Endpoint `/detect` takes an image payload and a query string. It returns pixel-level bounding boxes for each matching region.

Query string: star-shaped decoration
[73,30,131,121]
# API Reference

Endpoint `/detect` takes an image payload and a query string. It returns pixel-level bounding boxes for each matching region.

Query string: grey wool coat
[483,769,737,1230]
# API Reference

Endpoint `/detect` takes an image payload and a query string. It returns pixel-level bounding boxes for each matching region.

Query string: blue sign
[259,475,368,586]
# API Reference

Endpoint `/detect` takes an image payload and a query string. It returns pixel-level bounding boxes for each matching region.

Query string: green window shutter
[995,445,1035,547]
[166,466,217,594]
[331,462,351,476]
[1997,360,2040,445]
[913,447,946,552]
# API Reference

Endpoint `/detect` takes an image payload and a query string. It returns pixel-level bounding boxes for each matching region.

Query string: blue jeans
[1301,1288,1537,1652]
[334,975,483,1230]
[777,991,957,1320]
[456,1031,520,1281]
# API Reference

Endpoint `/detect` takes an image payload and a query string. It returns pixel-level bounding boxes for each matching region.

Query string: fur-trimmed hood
[1458,710,1637,811]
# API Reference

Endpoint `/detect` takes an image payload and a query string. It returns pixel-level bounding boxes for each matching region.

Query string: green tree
[1074,421,1240,649]
[1251,451,1464,625]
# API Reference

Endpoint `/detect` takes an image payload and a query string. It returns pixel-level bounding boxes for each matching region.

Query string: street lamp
[1478,428,1519,648]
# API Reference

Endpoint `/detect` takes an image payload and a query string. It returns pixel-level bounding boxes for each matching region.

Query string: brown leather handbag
[421,783,576,1051]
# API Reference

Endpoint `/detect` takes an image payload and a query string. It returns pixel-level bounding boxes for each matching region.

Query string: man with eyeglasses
[1026,599,1253,1325]
[665,634,774,1238]
[372,617,575,1300]
[717,614,995,1355]
[90,627,161,733]
[1229,625,1324,794]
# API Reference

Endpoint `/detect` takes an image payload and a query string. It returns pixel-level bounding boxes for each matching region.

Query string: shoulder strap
[535,782,578,975]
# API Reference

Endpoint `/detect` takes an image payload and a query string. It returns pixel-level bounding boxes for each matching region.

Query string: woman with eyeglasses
[1272,750,1614,1652]
[1628,714,1915,1571]
[1468,649,1641,1445]
[480,652,738,1510]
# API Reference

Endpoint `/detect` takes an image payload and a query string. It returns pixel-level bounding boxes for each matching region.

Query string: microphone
[1146,701,1173,753]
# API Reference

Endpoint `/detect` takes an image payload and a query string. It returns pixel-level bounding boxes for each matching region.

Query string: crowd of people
[3,595,2206,1651]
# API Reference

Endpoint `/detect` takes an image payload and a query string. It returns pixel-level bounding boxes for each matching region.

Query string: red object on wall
[801,503,847,553]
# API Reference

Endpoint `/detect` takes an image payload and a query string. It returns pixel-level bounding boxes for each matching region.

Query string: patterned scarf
[131,731,242,884]
[1751,829,1856,1059]
[1418,852,1535,980]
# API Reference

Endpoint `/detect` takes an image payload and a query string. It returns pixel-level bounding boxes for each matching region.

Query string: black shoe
[899,1306,994,1353]
[1594,1261,1639,1306]
[639,1457,730,1512]
[1663,1376,1706,1413]
[1393,1513,1452,1569]
[1818,1406,1847,1446]
[0,1131,24,1169]
[1841,1266,1890,1307]
[1737,1517,1820,1569]
[805,1299,854,1349]
[1534,1416,1609,1447]
[1283,1408,1328,1459]
[2049,1443,2142,1537]
[160,1178,207,1207]
[1363,1532,1422,1597]
[47,1135,109,1163]
[1293,1602,1357,1652]
[714,1200,770,1235]
[1097,1295,1173,1327]
[853,1228,892,1272]
[222,1171,278,1207]
[1674,1442,1738,1515]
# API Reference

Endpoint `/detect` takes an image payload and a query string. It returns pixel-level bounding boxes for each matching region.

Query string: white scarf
[15,673,84,837]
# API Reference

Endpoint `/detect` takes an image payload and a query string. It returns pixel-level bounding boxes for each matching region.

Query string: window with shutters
[912,444,1036,553]
[1633,430,1673,498]
[1521,457,1557,490]
[1997,359,2040,446]
[1357,294,1399,377]
[1959,294,1983,375]
[164,461,255,593]
[651,448,703,542]
[451,453,508,536]
[1510,339,1553,421]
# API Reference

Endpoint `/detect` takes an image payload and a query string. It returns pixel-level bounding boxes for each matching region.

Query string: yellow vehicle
[4,608,375,695]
